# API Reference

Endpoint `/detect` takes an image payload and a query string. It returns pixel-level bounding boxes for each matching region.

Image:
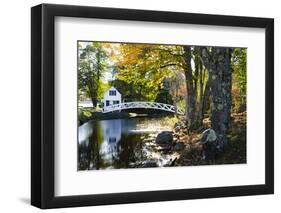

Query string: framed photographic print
[31,3,274,209]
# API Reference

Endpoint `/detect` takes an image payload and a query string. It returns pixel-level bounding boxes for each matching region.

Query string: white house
[102,86,122,111]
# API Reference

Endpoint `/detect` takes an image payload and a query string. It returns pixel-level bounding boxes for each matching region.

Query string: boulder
[237,103,246,113]
[155,131,173,145]
[174,122,182,132]
[164,157,178,167]
[172,142,185,151]
[141,160,158,168]
[200,128,217,144]
[200,128,222,160]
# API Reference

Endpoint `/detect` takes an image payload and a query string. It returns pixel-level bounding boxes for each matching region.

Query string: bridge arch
[102,101,185,115]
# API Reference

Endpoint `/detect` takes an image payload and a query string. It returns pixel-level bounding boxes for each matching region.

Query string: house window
[109,137,116,143]
[113,100,119,105]
[109,90,116,96]
[106,100,110,106]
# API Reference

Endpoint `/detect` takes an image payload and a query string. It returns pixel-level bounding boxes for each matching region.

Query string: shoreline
[79,107,181,125]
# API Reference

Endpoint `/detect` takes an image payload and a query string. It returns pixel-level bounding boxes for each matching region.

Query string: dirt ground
[175,112,247,166]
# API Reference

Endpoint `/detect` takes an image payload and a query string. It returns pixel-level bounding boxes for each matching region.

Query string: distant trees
[231,48,247,111]
[155,78,174,105]
[78,42,109,108]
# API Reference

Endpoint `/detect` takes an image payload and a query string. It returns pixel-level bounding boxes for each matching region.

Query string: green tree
[112,44,185,102]
[78,42,109,108]
[231,48,247,111]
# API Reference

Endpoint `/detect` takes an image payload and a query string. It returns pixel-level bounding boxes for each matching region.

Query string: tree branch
[160,63,182,69]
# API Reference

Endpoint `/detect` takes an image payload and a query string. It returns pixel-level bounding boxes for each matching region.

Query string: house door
[106,100,110,106]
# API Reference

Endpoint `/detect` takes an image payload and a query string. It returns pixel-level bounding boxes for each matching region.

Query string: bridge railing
[102,101,185,115]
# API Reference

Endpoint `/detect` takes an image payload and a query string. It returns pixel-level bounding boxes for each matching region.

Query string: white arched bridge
[102,102,185,115]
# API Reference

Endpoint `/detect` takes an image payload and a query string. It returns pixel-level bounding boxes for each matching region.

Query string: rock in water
[141,160,158,168]
[155,131,173,145]
[174,122,183,132]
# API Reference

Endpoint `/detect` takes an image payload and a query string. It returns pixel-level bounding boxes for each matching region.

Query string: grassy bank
[78,107,179,125]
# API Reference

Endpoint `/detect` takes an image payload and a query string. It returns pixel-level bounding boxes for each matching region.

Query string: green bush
[78,108,92,124]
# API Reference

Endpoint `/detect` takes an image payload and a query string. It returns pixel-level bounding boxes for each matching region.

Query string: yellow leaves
[118,44,144,66]
[110,43,161,67]
[101,43,111,48]
[122,52,139,65]
[231,80,243,111]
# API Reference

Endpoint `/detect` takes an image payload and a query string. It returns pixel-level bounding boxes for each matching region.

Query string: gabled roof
[105,86,122,95]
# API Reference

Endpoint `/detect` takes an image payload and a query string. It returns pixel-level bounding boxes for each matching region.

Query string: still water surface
[78,117,174,170]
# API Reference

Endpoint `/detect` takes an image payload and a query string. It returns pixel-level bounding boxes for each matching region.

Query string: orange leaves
[117,44,150,67]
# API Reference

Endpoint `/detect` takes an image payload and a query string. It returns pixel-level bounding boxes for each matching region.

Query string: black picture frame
[31,3,274,209]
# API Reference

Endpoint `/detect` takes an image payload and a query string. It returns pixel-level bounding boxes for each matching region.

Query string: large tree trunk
[202,79,210,116]
[197,76,209,126]
[197,64,204,125]
[87,80,97,108]
[88,49,102,108]
[200,47,232,148]
[183,46,197,130]
[96,49,101,106]
[194,52,208,127]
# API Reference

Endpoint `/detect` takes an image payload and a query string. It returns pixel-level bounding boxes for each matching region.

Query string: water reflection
[78,118,171,170]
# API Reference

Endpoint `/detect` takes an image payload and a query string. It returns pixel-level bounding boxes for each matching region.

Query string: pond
[78,117,179,170]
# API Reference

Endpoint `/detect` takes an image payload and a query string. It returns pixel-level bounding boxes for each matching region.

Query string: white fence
[79,100,93,108]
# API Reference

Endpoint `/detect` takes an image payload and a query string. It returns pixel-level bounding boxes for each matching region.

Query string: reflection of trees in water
[78,123,104,170]
[78,118,164,170]
[111,134,146,168]
[78,133,148,170]
[78,141,90,170]
[78,137,95,170]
